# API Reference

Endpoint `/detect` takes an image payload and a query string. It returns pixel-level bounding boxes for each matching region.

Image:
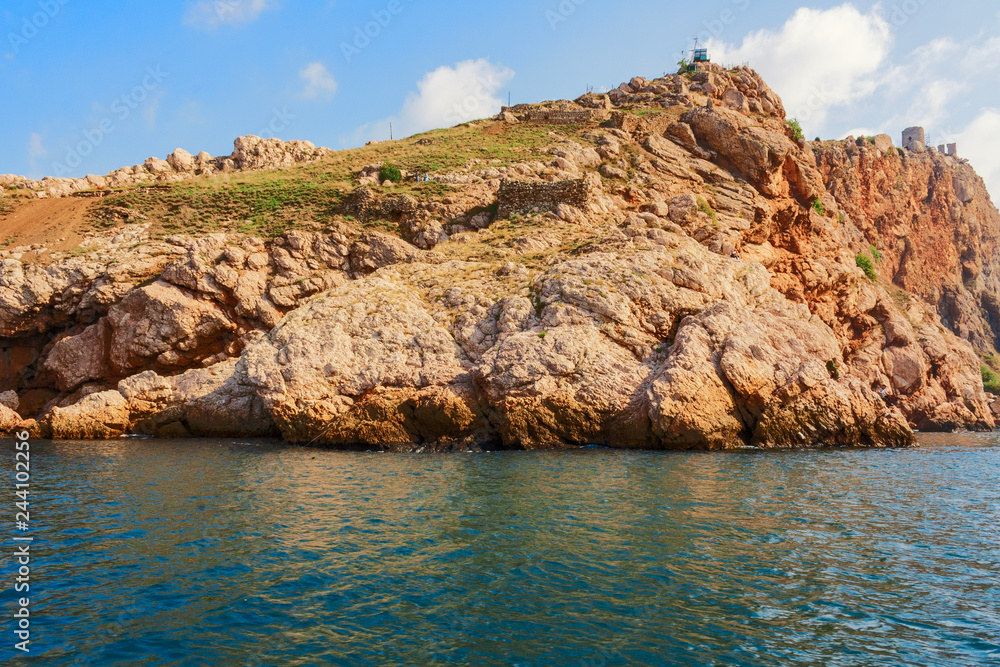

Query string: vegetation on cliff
[1,63,996,448]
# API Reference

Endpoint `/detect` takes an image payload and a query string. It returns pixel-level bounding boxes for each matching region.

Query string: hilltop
[1,63,997,449]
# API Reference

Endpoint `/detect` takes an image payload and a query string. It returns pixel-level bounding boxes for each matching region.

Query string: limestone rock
[43,391,130,439]
[167,149,196,173]
[240,277,493,449]
[106,281,237,373]
[0,391,18,412]
[0,404,22,433]
[349,232,422,275]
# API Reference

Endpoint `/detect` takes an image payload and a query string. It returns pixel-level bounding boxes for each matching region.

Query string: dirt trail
[0,197,94,253]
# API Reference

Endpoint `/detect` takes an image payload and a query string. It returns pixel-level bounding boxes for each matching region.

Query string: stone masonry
[496,177,597,218]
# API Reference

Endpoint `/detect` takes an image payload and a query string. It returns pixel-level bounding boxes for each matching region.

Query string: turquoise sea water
[2,435,999,666]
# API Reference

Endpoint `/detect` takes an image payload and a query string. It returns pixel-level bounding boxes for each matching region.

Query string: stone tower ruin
[902,126,925,150]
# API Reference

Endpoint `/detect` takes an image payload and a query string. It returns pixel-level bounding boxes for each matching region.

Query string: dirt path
[0,197,95,253]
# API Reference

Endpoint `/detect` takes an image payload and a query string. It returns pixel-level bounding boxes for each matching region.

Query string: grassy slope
[79,120,603,241]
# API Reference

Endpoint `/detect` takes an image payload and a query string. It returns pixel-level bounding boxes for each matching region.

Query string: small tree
[787,119,804,141]
[856,254,877,281]
[379,163,402,183]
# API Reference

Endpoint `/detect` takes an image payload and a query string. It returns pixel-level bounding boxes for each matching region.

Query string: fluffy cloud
[184,0,273,29]
[709,4,891,128]
[299,61,338,101]
[352,59,514,143]
[957,110,1000,199]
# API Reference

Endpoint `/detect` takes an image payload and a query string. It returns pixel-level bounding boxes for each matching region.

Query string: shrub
[982,366,1000,395]
[814,136,821,142]
[856,254,878,281]
[378,163,402,183]
[812,199,825,215]
[697,197,716,221]
[787,119,804,141]
[869,244,883,263]
[826,359,840,380]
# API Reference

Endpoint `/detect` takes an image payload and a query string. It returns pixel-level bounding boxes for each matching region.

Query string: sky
[3,0,1000,195]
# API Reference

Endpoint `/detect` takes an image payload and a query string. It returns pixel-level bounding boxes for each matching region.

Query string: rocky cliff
[1,64,996,449]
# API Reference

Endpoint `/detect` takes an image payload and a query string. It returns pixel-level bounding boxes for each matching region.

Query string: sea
[2,433,999,666]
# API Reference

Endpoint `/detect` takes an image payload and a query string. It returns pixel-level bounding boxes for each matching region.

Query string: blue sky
[3,1,1000,193]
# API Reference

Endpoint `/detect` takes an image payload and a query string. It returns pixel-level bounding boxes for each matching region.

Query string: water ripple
[1,436,999,665]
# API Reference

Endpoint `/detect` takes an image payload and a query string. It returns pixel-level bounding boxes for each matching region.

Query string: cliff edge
[1,63,996,449]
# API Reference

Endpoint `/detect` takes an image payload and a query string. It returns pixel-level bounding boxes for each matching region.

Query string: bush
[697,197,716,221]
[856,254,878,281]
[787,119,804,141]
[982,366,1000,395]
[812,199,825,215]
[826,359,840,380]
[378,163,402,183]
[869,244,883,263]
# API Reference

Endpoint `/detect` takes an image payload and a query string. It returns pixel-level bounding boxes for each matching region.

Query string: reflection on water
[2,434,999,665]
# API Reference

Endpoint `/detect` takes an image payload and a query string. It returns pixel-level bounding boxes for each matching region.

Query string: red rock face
[815,140,1000,352]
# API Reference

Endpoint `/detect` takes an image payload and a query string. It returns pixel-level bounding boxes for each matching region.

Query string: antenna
[390,122,393,141]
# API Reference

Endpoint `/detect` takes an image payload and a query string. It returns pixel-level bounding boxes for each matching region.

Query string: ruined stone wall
[502,105,609,125]
[497,178,596,218]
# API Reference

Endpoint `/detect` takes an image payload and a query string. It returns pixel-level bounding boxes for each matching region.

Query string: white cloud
[351,59,514,143]
[27,132,45,174]
[708,4,891,128]
[299,61,338,101]
[184,0,273,29]
[957,110,1000,199]
[28,133,45,159]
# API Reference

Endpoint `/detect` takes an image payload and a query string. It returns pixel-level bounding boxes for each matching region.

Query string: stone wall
[496,177,597,218]
[501,105,609,125]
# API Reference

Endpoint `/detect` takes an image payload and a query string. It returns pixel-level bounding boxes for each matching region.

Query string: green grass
[89,177,344,238]
[812,199,825,215]
[856,254,878,281]
[982,365,1000,395]
[82,117,597,240]
[869,244,883,263]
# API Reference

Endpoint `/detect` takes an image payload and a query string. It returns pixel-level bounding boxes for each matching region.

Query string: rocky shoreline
[2,64,998,450]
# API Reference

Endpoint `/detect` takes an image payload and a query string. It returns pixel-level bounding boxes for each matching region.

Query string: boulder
[106,281,236,374]
[167,149,196,173]
[0,404,22,433]
[144,157,173,175]
[43,391,130,439]
[43,320,112,391]
[0,391,18,412]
